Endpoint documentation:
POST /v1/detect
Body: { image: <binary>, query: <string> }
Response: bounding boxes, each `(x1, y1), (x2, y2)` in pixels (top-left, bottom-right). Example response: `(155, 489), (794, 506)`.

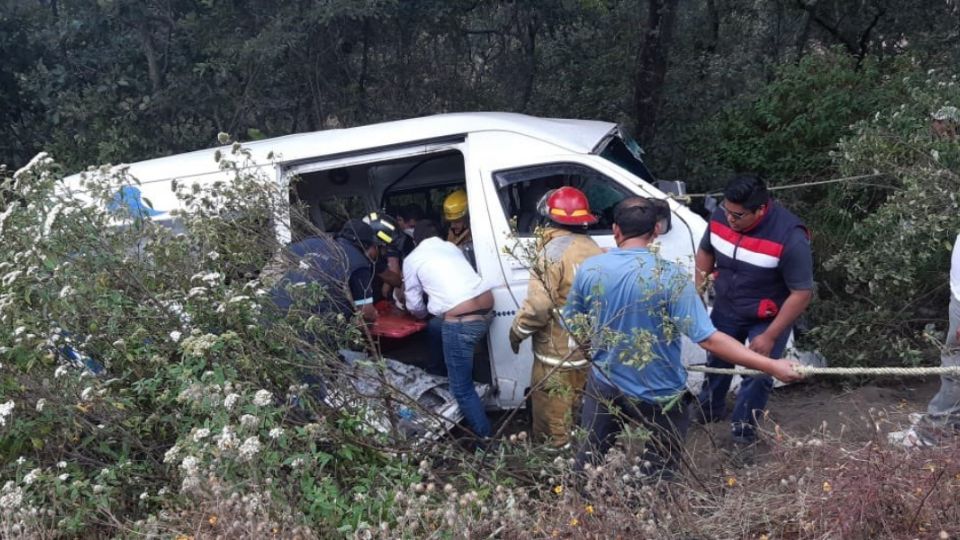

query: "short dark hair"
(397, 203), (424, 222)
(413, 219), (440, 245)
(723, 174), (769, 211)
(613, 197), (658, 239)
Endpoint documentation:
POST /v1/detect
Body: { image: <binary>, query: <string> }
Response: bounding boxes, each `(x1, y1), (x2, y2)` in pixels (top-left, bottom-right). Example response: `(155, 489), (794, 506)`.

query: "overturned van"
(65, 113), (713, 431)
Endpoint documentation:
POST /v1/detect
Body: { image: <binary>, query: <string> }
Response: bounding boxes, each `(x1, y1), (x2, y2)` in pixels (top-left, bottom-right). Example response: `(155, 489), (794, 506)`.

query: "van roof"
(74, 112), (618, 185)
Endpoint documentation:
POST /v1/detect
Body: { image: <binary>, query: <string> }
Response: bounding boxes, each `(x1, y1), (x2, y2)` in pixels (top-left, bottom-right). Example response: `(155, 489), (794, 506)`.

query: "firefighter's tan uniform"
(510, 227), (602, 446)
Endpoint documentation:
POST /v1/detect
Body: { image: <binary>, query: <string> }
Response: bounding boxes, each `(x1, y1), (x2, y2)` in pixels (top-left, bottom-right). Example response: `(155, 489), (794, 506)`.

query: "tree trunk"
(633, 0), (679, 147)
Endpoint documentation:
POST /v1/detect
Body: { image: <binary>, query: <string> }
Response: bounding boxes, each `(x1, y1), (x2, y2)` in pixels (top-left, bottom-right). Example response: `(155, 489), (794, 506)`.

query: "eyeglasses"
(720, 203), (751, 221)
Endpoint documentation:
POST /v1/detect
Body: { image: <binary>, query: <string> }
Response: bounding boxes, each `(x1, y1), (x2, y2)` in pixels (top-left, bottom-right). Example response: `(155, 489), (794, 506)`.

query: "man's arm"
(695, 248), (715, 293)
(402, 261), (428, 319)
(347, 267), (377, 323)
(509, 276), (553, 353)
(750, 228), (814, 356)
(699, 331), (803, 383)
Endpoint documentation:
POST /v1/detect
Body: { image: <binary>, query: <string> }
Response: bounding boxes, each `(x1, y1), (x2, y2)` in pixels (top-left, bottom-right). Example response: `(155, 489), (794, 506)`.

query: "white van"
(68, 112), (711, 414)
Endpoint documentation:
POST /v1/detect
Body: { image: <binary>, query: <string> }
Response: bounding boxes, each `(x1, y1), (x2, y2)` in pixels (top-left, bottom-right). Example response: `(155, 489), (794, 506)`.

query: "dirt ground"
(489, 377), (943, 471)
(685, 377), (942, 473)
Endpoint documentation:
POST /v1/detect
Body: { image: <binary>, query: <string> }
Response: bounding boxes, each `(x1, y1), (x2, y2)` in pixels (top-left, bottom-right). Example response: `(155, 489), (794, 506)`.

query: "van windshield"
(598, 134), (655, 183)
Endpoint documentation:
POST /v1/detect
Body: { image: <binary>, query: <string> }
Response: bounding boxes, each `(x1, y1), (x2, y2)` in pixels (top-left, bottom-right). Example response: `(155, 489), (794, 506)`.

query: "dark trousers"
(575, 372), (691, 476)
(696, 309), (790, 441)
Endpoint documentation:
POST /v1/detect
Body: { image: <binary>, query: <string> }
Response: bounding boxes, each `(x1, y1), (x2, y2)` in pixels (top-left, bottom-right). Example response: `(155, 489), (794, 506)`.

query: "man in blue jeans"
(564, 197), (803, 476)
(402, 220), (494, 439)
(694, 175), (814, 444)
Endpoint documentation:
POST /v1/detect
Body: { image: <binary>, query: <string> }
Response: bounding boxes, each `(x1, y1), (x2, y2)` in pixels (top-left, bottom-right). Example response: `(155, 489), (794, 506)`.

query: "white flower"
(290, 457), (305, 469)
(34, 399), (46, 413)
(206, 251), (220, 261)
(223, 393), (240, 410)
(163, 445), (181, 464)
(252, 389), (272, 407)
(240, 414), (259, 429)
(180, 456), (199, 476)
(169, 331), (182, 343)
(268, 427), (284, 440)
(56, 461), (67, 469)
(0, 485), (23, 510)
(217, 426), (237, 451)
(0, 400), (14, 427)
(58, 285), (75, 299)
(16, 457), (25, 465)
(192, 428), (210, 442)
(139, 491), (149, 501)
(93, 484), (104, 494)
(238, 436), (261, 461)
(57, 473), (69, 482)
(23, 468), (41, 485)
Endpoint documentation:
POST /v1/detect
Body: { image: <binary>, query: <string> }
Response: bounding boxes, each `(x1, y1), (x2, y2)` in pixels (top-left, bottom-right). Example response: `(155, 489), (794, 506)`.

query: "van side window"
(494, 163), (629, 236)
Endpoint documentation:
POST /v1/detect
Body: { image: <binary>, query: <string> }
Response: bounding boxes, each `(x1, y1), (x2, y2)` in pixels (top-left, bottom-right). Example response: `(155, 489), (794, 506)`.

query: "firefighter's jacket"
(510, 227), (603, 368)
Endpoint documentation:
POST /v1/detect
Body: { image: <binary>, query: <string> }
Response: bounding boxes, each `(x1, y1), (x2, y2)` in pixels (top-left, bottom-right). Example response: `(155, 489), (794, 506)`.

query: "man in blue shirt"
(564, 197), (802, 477)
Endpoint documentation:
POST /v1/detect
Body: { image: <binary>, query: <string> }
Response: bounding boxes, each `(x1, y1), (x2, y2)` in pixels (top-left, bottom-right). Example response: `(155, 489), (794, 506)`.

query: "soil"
(488, 377), (943, 472)
(685, 378), (941, 473)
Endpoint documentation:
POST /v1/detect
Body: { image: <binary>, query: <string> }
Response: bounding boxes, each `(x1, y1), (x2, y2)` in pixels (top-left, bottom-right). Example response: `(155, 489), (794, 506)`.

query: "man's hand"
(748, 332), (776, 356)
(509, 328), (523, 354)
(767, 359), (804, 384)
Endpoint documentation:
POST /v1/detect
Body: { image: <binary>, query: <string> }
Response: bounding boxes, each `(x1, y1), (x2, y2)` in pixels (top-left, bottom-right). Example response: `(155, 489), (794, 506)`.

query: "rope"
(687, 364), (960, 377)
(682, 173), (888, 199)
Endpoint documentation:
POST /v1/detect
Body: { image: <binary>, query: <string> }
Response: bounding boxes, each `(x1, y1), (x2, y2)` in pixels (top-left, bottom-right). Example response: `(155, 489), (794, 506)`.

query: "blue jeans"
(441, 318), (492, 438)
(696, 310), (790, 441)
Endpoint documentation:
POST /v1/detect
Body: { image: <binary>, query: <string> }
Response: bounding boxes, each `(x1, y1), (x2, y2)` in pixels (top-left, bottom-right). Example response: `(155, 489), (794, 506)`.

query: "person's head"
(612, 197), (660, 247)
(721, 174), (769, 232)
(413, 219), (440, 245)
(396, 204), (424, 232)
(443, 189), (469, 234)
(338, 218), (378, 260)
(537, 186), (598, 231)
(931, 106), (960, 140)
(362, 211), (402, 251)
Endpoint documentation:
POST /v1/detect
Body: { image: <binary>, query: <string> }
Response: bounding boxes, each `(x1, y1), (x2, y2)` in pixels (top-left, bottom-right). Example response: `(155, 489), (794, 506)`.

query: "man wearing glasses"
(692, 174), (814, 446)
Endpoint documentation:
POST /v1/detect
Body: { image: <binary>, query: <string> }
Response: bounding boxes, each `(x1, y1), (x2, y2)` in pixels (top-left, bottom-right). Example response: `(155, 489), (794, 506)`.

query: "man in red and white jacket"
(693, 174), (814, 444)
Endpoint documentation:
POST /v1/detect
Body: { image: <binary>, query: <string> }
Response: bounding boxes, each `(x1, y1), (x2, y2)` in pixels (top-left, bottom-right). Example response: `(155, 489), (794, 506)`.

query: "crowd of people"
(270, 128), (959, 478)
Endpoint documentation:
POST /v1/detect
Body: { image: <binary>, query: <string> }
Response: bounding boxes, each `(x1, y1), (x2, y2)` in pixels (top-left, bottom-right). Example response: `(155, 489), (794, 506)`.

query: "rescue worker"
(693, 174), (814, 445)
(509, 187), (603, 447)
(403, 220), (494, 440)
(443, 189), (476, 268)
(362, 211), (404, 301)
(268, 219), (380, 346)
(564, 197), (804, 477)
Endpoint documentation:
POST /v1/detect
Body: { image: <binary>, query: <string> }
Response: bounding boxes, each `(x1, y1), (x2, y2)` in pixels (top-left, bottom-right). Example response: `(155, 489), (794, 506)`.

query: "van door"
(473, 154), (706, 408)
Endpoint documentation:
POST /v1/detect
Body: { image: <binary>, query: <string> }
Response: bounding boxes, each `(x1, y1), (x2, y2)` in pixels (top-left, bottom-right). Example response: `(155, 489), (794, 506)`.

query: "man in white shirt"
(890, 232), (960, 446)
(403, 220), (494, 439)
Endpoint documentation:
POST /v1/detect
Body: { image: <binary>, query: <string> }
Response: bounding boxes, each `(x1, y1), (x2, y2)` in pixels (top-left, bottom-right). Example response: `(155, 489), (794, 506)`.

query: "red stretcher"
(370, 300), (427, 338)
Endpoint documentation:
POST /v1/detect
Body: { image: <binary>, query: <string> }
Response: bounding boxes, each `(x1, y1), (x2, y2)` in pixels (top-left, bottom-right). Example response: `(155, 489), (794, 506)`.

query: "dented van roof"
(74, 113), (617, 185)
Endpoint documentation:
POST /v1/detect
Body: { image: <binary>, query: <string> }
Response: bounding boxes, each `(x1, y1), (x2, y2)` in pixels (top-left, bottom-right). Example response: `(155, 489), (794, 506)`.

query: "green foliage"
(0, 149), (421, 536)
(807, 70), (960, 366)
(690, 51), (916, 188)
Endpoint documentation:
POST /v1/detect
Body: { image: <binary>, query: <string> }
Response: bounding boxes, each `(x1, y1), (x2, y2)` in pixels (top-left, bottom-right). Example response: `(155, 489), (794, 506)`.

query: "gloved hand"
(509, 328), (523, 355)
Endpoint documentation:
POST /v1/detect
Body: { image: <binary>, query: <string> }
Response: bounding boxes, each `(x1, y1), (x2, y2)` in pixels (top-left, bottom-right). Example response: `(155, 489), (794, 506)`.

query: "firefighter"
(509, 186), (603, 447)
(443, 189), (476, 268)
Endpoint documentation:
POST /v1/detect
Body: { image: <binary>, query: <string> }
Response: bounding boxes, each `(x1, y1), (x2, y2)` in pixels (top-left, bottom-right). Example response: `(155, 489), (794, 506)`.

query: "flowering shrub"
(0, 147), (427, 536)
(808, 69), (960, 366)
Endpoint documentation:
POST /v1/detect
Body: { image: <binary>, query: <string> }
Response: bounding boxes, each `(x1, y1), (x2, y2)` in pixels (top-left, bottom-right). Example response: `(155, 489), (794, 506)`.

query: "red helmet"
(538, 186), (598, 226)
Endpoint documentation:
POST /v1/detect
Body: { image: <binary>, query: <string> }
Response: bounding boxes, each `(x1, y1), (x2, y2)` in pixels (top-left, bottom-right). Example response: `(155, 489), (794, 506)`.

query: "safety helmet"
(443, 189), (469, 222)
(338, 219), (375, 248)
(362, 211), (401, 247)
(537, 186), (598, 226)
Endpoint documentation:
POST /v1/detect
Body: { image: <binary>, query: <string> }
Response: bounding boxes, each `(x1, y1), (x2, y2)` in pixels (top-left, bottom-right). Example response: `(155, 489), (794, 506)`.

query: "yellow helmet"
(443, 189), (468, 221)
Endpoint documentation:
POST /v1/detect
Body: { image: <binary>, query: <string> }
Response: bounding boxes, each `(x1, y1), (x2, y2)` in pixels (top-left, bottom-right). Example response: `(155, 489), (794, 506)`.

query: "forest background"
(2, 1), (960, 537)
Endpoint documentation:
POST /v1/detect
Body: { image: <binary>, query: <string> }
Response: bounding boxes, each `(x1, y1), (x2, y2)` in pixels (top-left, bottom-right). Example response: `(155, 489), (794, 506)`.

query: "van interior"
(285, 149), (493, 393)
